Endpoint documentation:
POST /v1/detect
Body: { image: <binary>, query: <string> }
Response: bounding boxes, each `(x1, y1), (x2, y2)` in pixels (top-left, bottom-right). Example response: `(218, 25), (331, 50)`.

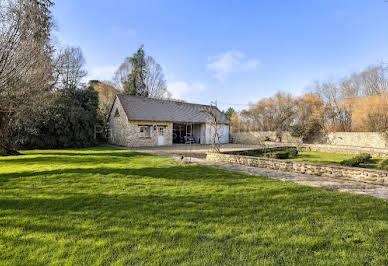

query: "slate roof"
(115, 94), (231, 124)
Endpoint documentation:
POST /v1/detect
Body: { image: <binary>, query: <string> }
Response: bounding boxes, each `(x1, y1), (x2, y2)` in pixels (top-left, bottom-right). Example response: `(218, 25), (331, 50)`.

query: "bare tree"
(201, 106), (223, 153)
(337, 64), (388, 98)
(0, 0), (54, 155)
(113, 59), (132, 89)
(144, 56), (171, 99)
(312, 81), (352, 132)
(54, 46), (87, 89)
(340, 73), (361, 98)
(113, 49), (171, 99)
(359, 65), (388, 96)
(239, 92), (296, 132)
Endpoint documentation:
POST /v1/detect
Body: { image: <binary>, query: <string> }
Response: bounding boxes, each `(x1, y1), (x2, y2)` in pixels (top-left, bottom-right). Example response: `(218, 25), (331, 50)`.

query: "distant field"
(0, 147), (387, 265)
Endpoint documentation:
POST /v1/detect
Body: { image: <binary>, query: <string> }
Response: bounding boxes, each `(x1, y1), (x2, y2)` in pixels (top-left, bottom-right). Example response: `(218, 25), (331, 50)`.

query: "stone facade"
(109, 100), (173, 147)
(206, 152), (388, 186)
(108, 97), (231, 147)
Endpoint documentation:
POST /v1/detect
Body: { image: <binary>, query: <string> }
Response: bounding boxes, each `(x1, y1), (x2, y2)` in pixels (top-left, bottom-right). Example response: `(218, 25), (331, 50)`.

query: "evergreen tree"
(124, 45), (148, 96)
(224, 107), (236, 120)
(114, 45), (170, 99)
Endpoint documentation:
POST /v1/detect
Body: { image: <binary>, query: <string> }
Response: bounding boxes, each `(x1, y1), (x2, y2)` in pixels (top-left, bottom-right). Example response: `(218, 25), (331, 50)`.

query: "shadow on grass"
(0, 165), (253, 183)
(1, 187), (387, 240)
(0, 152), (153, 165)
(2, 147), (388, 264)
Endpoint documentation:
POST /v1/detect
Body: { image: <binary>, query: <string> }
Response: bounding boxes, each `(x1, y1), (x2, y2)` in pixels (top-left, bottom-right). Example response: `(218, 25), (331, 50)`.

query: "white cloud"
(207, 50), (259, 82)
(167, 81), (206, 99)
(86, 65), (117, 81)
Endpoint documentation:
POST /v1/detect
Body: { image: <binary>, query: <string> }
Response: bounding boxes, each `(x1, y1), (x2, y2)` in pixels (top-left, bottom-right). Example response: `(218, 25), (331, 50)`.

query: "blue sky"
(53, 0), (388, 110)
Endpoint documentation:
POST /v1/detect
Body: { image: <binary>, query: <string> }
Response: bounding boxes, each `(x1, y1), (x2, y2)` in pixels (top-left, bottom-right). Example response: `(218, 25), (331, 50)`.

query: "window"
(158, 127), (165, 136)
(139, 126), (151, 138)
(114, 109), (120, 117)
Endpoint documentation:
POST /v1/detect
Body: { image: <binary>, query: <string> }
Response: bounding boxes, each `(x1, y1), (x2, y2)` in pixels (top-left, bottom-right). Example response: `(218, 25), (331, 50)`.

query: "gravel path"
(112, 146), (388, 200)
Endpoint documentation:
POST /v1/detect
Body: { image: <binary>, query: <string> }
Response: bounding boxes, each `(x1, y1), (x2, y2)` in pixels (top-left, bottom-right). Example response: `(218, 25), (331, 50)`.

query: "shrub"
(290, 125), (305, 138)
(9, 85), (101, 149)
(339, 153), (371, 167)
(266, 151), (290, 159)
(378, 159), (388, 171)
(354, 153), (371, 163)
(287, 148), (298, 157)
(340, 158), (362, 167)
(291, 120), (322, 142)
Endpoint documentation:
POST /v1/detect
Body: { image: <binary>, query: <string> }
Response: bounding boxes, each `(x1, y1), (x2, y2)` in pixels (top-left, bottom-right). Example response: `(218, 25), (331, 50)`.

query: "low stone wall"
(230, 131), (302, 145)
(206, 152), (388, 186)
(226, 146), (296, 156)
(300, 144), (388, 157)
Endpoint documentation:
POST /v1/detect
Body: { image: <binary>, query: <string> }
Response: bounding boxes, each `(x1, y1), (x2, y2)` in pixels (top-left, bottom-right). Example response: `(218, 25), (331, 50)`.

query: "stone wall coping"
(261, 142), (388, 152)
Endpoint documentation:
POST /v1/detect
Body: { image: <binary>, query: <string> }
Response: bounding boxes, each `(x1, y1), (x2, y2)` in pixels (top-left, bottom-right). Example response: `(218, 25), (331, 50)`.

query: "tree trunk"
(0, 112), (20, 156)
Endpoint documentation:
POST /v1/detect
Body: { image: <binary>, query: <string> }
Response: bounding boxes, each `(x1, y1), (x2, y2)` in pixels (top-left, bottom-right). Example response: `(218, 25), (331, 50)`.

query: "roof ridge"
(116, 94), (217, 109)
(115, 94), (231, 124)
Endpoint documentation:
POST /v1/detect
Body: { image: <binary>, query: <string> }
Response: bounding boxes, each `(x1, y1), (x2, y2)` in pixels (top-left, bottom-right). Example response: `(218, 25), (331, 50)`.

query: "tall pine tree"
(123, 45), (148, 97)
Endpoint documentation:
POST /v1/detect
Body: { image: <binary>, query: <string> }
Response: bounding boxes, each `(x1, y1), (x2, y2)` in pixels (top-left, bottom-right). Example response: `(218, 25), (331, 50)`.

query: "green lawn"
(0, 147), (387, 265)
(289, 151), (385, 169)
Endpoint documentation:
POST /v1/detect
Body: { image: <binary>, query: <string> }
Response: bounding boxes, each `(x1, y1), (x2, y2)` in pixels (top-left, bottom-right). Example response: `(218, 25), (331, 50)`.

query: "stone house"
(108, 94), (231, 147)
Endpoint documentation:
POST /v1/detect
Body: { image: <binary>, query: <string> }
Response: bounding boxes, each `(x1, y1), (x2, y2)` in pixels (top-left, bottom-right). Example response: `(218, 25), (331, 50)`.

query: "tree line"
(2, 0), (387, 154)
(0, 0), (101, 155)
(0, 0), (172, 155)
(230, 64), (388, 140)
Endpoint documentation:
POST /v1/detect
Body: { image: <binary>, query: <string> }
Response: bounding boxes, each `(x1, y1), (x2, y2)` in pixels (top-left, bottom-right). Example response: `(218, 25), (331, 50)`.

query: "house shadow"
(0, 164), (244, 183)
(0, 151), (153, 166)
(1, 184), (386, 242)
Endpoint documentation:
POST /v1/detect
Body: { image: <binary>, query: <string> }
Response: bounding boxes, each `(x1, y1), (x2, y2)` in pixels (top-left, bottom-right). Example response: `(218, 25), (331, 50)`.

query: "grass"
(0, 147), (387, 265)
(289, 151), (385, 169)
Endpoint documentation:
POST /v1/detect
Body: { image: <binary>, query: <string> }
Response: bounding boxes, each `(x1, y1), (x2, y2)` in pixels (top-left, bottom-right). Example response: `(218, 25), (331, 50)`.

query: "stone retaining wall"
(206, 152), (388, 186)
(231, 131), (388, 149)
(312, 132), (388, 149)
(230, 131), (303, 144)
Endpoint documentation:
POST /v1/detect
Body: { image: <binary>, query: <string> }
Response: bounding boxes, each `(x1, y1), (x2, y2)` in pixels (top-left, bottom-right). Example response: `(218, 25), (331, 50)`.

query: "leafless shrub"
(201, 106), (223, 153)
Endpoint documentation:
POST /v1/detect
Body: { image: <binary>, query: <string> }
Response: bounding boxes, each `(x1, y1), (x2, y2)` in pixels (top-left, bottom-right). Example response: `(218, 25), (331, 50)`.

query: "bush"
(378, 159), (388, 171)
(266, 151), (290, 159)
(290, 125), (305, 138)
(340, 158), (362, 167)
(354, 153), (371, 163)
(291, 120), (322, 142)
(9, 85), (102, 149)
(287, 148), (298, 157)
(339, 153), (371, 167)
